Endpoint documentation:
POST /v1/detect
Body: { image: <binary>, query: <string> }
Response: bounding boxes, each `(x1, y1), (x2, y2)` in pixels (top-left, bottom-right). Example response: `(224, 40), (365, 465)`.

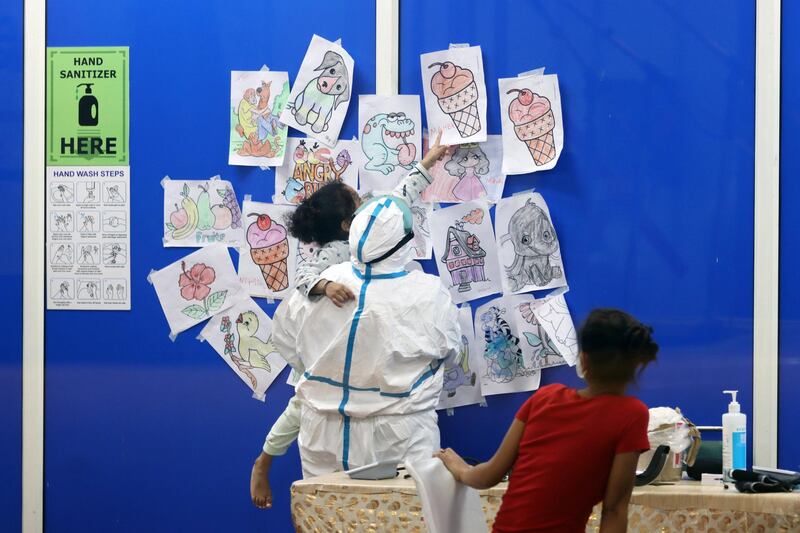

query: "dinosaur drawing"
(361, 112), (417, 175)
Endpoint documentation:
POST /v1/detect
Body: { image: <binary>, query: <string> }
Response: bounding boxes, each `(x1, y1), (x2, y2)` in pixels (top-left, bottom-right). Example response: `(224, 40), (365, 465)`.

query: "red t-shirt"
(492, 384), (650, 533)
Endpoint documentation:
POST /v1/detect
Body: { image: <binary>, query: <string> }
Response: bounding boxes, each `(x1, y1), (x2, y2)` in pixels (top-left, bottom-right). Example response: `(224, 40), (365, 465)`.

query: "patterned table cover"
(291, 473), (800, 532)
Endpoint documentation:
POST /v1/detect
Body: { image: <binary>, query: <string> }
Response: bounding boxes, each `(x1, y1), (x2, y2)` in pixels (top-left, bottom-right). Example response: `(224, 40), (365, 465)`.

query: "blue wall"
(45, 1), (374, 531)
(0, 1), (23, 531)
(400, 0), (755, 462)
(44, 0), (760, 531)
(780, 0), (800, 472)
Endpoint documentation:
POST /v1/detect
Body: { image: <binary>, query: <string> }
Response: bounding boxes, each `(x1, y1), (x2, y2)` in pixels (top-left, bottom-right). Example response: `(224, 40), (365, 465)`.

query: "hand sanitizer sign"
(47, 47), (129, 165)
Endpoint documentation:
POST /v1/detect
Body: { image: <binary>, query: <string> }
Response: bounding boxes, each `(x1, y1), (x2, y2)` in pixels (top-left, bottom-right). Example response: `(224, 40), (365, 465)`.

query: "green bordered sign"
(47, 47), (129, 165)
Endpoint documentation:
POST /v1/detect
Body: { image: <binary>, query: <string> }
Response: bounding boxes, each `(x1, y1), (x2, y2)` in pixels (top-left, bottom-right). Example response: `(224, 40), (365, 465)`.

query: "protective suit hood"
(349, 196), (415, 274)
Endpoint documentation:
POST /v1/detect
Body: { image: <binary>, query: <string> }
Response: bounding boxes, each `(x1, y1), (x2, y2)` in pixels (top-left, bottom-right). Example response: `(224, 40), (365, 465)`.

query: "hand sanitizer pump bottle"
(722, 390), (747, 481)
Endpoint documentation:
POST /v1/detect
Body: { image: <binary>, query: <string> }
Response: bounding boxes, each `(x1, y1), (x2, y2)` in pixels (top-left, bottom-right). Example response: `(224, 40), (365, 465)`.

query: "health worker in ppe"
(273, 195), (461, 478)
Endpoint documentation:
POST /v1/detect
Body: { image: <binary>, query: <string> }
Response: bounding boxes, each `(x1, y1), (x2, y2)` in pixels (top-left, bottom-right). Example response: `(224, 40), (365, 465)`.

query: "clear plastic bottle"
(722, 390), (747, 480)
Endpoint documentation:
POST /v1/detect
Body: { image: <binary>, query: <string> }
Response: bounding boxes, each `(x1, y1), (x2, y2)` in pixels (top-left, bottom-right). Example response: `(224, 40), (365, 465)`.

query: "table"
(291, 473), (800, 532)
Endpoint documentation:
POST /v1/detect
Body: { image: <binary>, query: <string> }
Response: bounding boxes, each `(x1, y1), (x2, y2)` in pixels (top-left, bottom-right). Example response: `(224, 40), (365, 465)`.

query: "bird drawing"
(235, 311), (275, 372)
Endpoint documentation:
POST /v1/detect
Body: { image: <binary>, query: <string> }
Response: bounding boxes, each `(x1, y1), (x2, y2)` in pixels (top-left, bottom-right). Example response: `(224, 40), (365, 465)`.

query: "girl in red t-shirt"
(436, 308), (658, 533)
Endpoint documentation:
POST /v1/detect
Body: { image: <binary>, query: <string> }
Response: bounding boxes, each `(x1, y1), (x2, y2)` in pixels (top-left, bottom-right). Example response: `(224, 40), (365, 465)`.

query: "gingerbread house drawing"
(441, 222), (487, 292)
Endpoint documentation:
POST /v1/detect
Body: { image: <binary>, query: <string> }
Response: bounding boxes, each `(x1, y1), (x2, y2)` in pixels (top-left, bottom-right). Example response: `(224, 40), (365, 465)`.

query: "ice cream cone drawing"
(246, 213), (289, 292)
(507, 89), (556, 166)
(429, 62), (481, 138)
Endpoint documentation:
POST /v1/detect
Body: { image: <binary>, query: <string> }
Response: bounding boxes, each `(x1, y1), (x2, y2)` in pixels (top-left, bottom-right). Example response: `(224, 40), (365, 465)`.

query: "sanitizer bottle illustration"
(76, 83), (99, 126)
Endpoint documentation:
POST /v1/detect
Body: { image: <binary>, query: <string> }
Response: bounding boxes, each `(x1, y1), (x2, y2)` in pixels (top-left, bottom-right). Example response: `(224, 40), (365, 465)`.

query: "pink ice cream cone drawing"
(246, 213), (289, 291)
(429, 62), (481, 138)
(507, 89), (556, 166)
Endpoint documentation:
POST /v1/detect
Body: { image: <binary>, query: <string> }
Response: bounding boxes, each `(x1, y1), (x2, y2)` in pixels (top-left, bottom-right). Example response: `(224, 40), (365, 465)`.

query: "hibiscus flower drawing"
(178, 261), (228, 319)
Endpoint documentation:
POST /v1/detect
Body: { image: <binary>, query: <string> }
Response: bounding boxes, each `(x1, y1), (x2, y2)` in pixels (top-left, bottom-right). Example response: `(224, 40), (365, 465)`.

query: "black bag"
(731, 469), (800, 493)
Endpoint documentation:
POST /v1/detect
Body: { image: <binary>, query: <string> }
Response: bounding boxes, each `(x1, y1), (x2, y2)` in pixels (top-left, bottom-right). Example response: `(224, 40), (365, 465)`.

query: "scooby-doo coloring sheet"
(511, 293), (569, 371)
(437, 305), (485, 410)
(421, 133), (506, 204)
(496, 191), (567, 294)
(199, 297), (287, 400)
(237, 199), (298, 300)
(273, 137), (359, 205)
(162, 176), (244, 247)
(430, 200), (502, 305)
(476, 296), (541, 397)
(229, 70), (290, 168)
(358, 95), (422, 193)
(149, 243), (247, 338)
(279, 35), (353, 147)
(421, 45), (488, 145)
(499, 71), (563, 175)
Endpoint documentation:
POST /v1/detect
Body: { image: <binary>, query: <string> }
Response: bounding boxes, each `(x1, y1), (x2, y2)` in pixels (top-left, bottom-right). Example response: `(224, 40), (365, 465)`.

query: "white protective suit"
(273, 196), (461, 477)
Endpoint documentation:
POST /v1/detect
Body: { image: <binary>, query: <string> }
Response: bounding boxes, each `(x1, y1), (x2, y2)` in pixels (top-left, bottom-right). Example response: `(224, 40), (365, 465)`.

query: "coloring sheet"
(149, 243), (246, 337)
(358, 94), (422, 193)
(200, 297), (288, 400)
(499, 71), (564, 175)
(495, 192), (567, 294)
(421, 46), (487, 144)
(438, 305), (485, 410)
(273, 137), (359, 205)
(279, 35), (354, 147)
(521, 291), (578, 366)
(163, 176), (244, 247)
(229, 70), (290, 167)
(430, 201), (502, 304)
(420, 134), (506, 203)
(238, 199), (298, 299)
(46, 166), (131, 310)
(475, 296), (541, 397)
(509, 294), (568, 371)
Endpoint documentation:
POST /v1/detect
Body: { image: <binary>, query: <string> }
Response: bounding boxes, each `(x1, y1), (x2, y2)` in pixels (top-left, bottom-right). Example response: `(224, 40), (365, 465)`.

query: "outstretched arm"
(390, 131), (449, 205)
(435, 418), (525, 490)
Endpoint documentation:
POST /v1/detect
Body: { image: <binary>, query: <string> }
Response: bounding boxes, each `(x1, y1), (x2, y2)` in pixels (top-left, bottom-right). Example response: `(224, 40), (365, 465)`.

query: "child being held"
(250, 133), (448, 508)
(436, 308), (658, 533)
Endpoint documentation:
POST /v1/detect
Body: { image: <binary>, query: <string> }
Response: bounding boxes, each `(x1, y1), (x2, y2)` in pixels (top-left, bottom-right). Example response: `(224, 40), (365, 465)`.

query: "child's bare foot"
(250, 452), (273, 509)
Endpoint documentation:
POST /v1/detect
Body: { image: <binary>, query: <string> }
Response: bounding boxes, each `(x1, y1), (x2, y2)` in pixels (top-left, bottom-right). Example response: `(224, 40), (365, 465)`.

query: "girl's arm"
(598, 452), (639, 533)
(391, 131), (448, 205)
(435, 418), (525, 490)
(294, 241), (353, 304)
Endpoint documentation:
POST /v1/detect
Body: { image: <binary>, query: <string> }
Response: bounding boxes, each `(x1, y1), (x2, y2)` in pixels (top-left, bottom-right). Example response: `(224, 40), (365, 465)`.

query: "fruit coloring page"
(149, 243), (246, 338)
(475, 295), (541, 397)
(279, 35), (354, 147)
(429, 200), (502, 305)
(229, 70), (290, 168)
(162, 176), (244, 248)
(495, 191), (568, 294)
(420, 45), (488, 145)
(199, 297), (288, 401)
(421, 134), (506, 204)
(437, 305), (485, 410)
(499, 71), (564, 175)
(357, 94), (422, 194)
(46, 166), (131, 310)
(273, 137), (359, 205)
(237, 199), (298, 300)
